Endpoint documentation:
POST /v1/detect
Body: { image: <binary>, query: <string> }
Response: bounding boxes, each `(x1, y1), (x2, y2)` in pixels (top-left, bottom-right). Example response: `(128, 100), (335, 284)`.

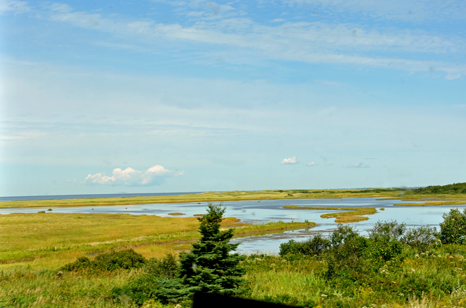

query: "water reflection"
(2, 198), (465, 254)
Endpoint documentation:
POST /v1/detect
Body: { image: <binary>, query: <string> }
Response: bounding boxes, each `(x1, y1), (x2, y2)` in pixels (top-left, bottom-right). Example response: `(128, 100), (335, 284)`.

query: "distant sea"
(0, 192), (201, 202)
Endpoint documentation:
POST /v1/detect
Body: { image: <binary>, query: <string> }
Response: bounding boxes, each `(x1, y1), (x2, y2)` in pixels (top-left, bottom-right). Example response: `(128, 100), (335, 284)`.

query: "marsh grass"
(2, 188), (465, 209)
(283, 205), (377, 223)
(0, 188), (406, 209)
(0, 213), (314, 271)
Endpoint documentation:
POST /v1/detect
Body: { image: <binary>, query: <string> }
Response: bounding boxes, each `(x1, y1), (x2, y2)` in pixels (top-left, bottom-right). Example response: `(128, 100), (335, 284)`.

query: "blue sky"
(0, 0), (465, 196)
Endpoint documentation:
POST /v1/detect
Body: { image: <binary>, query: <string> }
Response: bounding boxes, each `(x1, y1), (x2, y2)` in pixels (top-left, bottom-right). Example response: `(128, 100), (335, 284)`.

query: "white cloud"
(307, 162), (316, 166)
(344, 162), (370, 168)
(84, 165), (178, 186)
(284, 0), (466, 22)
(39, 3), (466, 75)
(282, 156), (298, 164)
(445, 73), (461, 80)
(0, 0), (30, 14)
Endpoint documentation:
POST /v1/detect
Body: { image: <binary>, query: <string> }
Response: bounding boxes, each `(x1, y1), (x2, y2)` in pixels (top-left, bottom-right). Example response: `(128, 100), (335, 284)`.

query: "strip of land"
(2, 187), (465, 209)
(0, 188), (408, 208)
(0, 213), (315, 270)
(283, 205), (377, 223)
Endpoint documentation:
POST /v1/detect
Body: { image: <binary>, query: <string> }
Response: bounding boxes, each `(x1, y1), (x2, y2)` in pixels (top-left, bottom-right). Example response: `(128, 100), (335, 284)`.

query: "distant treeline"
(411, 182), (466, 194)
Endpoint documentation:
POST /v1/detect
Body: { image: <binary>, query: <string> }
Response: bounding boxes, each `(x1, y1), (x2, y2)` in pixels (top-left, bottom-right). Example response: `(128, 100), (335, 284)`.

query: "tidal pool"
(2, 198), (465, 254)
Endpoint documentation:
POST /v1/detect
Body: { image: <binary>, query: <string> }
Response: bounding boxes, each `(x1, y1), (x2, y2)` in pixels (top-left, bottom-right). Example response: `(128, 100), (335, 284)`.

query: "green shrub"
(61, 256), (93, 272)
(330, 224), (359, 247)
(111, 275), (189, 306)
(112, 274), (159, 306)
(369, 220), (406, 242)
(145, 253), (179, 279)
(279, 234), (330, 257)
(369, 220), (406, 262)
(326, 234), (369, 281)
(439, 208), (466, 244)
(93, 249), (146, 271)
(61, 249), (146, 272)
(402, 226), (439, 251)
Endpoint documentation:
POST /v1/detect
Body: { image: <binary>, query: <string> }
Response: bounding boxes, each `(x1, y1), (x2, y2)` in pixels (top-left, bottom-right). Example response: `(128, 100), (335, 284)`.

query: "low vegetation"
(410, 182), (466, 194)
(2, 208), (466, 307)
(2, 194), (466, 307)
(0, 212), (314, 270)
(283, 205), (377, 223)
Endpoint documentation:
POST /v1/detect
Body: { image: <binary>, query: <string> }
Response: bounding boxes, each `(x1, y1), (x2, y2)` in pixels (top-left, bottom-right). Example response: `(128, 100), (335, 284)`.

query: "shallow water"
(2, 198), (465, 254)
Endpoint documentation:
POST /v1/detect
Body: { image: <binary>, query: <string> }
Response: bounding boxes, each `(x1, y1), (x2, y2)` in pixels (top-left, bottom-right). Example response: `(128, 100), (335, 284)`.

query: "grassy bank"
(0, 213), (314, 271)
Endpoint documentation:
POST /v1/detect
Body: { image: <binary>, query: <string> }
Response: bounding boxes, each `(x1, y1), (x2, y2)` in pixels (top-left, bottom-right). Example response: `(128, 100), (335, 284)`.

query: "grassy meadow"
(0, 212), (315, 271)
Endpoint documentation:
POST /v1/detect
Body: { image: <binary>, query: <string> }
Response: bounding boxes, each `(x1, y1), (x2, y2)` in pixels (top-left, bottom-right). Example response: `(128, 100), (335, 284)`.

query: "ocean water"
(0, 192), (200, 202)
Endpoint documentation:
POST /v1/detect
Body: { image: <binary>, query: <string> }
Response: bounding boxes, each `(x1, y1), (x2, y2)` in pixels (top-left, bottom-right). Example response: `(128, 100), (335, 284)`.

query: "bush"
(61, 256), (93, 272)
(369, 220), (406, 242)
(369, 220), (406, 262)
(439, 208), (466, 244)
(111, 275), (189, 306)
(145, 253), (179, 279)
(326, 234), (369, 281)
(61, 249), (146, 272)
(402, 226), (439, 251)
(330, 224), (359, 247)
(279, 234), (330, 257)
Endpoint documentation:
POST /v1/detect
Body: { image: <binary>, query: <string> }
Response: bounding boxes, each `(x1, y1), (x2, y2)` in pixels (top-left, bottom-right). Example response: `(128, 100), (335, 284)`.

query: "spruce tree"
(178, 203), (246, 296)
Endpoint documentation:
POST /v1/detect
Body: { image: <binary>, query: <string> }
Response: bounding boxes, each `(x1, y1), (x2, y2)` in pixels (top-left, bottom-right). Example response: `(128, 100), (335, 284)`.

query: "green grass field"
(0, 213), (315, 271)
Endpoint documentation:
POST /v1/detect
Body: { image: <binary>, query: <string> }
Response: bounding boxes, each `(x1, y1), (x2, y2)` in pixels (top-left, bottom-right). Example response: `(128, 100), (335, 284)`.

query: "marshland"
(2, 184), (466, 307)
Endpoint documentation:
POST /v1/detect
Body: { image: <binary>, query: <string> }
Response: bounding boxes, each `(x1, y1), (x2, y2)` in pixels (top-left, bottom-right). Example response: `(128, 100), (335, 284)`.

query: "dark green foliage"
(61, 249), (146, 272)
(330, 224), (359, 247)
(178, 203), (246, 296)
(402, 226), (439, 251)
(111, 275), (189, 306)
(145, 253), (179, 279)
(61, 256), (93, 272)
(279, 233), (330, 257)
(411, 182), (466, 194)
(439, 208), (466, 244)
(369, 221), (406, 262)
(326, 232), (369, 281)
(369, 220), (406, 242)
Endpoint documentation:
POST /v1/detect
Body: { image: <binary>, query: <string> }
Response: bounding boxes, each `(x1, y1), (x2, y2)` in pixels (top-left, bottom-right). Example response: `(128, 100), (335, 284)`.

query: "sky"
(0, 0), (465, 197)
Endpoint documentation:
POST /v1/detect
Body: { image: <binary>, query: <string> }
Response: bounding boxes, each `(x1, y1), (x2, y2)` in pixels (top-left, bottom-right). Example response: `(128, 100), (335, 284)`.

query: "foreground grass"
(0, 213), (314, 271)
(243, 248), (466, 307)
(283, 205), (377, 223)
(2, 246), (466, 307)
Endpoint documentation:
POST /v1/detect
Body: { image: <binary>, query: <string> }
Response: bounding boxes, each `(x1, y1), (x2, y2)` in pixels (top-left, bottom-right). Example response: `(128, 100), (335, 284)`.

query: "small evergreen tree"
(178, 203), (246, 296)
